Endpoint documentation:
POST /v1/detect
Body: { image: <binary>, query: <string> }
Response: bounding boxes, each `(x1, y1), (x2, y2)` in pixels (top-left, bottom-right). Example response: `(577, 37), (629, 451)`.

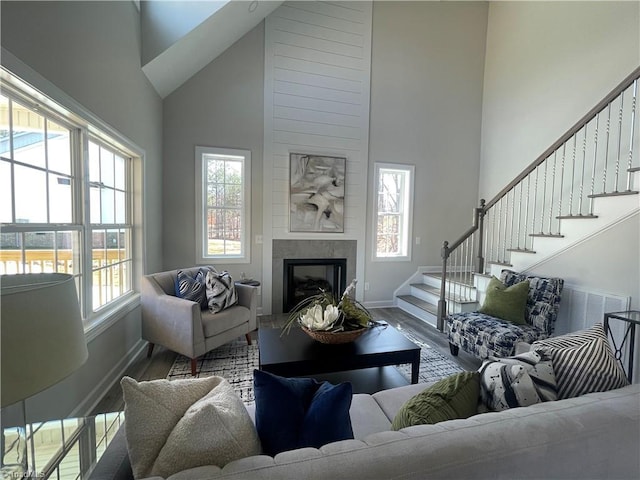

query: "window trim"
(372, 162), (414, 262)
(1, 50), (146, 335)
(195, 146), (251, 264)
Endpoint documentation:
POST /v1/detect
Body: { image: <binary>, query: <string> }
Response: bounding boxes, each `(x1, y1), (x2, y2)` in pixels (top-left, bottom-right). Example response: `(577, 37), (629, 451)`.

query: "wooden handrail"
(484, 65), (640, 211)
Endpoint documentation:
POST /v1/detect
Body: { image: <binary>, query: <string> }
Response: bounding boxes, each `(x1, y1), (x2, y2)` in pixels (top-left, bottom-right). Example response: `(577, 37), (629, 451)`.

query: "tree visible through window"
(196, 147), (250, 263)
(374, 163), (414, 260)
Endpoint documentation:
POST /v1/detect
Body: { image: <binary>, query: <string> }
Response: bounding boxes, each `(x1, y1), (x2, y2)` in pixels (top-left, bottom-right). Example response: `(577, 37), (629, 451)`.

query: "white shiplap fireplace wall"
(262, 1), (373, 314)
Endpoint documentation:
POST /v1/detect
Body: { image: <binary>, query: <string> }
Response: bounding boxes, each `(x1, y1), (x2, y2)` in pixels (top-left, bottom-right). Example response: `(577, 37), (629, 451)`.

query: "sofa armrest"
(235, 284), (258, 331)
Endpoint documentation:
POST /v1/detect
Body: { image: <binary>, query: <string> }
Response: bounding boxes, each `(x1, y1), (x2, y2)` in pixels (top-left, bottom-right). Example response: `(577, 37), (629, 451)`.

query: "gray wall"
(1, 0), (163, 420)
(162, 22), (264, 283)
(480, 1), (640, 310)
(365, 1), (488, 303)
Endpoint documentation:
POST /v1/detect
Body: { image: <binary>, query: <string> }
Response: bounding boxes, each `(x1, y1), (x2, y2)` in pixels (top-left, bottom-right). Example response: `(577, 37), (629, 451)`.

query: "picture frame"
(289, 153), (346, 233)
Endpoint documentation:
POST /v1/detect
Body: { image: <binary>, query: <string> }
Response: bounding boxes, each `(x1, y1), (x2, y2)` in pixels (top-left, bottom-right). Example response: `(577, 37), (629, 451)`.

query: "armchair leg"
(147, 343), (155, 358)
(190, 358), (198, 376)
(245, 333), (252, 345)
(449, 343), (459, 356)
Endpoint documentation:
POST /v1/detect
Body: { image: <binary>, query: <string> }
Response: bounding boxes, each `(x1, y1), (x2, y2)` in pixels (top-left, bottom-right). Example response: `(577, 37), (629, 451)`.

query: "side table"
(603, 310), (640, 383)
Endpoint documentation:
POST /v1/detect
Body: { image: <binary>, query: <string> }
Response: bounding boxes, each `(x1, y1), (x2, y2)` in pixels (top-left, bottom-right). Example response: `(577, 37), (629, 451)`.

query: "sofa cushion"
(201, 304), (250, 337)
(478, 277), (529, 325)
(253, 370), (353, 456)
(349, 393), (393, 439)
(479, 358), (542, 411)
(391, 371), (480, 430)
(175, 269), (207, 308)
(372, 382), (433, 422)
(120, 376), (261, 479)
(205, 270), (238, 313)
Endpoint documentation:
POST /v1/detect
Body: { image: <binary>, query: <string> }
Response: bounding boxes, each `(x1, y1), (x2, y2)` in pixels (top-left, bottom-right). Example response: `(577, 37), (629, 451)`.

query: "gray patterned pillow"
(479, 358), (542, 411)
(205, 270), (238, 313)
(490, 350), (557, 402)
(175, 269), (207, 308)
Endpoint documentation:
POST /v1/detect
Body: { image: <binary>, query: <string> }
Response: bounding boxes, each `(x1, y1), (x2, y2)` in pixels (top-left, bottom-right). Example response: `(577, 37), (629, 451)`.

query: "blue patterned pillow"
(175, 269), (207, 308)
(501, 270), (564, 335)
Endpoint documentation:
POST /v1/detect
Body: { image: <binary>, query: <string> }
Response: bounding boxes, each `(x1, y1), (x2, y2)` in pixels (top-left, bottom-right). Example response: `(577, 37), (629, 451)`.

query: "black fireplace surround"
(283, 258), (347, 313)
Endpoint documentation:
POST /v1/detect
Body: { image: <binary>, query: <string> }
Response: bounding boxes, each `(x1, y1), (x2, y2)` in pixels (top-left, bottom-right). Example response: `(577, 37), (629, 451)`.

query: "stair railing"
(438, 66), (640, 331)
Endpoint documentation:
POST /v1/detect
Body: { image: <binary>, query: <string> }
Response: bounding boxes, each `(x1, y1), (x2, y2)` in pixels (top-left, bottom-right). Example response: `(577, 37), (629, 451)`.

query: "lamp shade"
(1, 273), (88, 408)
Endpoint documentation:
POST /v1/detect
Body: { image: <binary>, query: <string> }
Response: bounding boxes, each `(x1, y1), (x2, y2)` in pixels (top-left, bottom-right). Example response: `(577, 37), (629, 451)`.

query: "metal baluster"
(508, 189), (515, 252)
(496, 199), (503, 262)
(568, 134), (577, 216)
(464, 236), (470, 299)
(626, 79), (637, 192)
(589, 113), (600, 214)
(614, 91), (625, 192)
(524, 174), (531, 248)
(549, 150), (557, 232)
(541, 158), (548, 231)
(602, 102), (612, 193)
(532, 166), (540, 233)
(557, 143), (566, 231)
(517, 181), (523, 249)
(578, 125), (588, 215)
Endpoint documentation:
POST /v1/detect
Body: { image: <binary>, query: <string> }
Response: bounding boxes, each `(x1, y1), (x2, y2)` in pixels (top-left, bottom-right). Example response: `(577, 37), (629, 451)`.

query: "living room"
(1, 0), (638, 454)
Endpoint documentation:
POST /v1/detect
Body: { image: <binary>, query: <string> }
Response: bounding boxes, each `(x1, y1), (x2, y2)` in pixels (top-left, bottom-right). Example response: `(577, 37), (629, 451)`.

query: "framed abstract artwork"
(289, 153), (346, 232)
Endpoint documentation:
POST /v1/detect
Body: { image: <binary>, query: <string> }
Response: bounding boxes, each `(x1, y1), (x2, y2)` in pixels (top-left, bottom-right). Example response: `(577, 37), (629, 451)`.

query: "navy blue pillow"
(253, 370), (354, 456)
(174, 269), (207, 308)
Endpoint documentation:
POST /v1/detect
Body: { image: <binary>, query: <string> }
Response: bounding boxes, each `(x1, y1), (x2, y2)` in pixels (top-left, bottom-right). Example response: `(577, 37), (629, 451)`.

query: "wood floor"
(90, 307), (481, 415)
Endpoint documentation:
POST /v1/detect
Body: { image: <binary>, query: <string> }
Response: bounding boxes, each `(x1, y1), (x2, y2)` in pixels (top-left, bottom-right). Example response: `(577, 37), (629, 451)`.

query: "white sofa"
(90, 382), (640, 480)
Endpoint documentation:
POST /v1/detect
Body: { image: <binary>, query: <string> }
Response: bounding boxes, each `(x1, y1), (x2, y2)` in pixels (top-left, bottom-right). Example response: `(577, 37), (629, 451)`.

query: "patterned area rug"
(167, 327), (463, 405)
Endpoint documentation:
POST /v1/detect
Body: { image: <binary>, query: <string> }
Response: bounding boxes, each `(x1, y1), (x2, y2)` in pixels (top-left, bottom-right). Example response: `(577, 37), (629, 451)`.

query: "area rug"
(167, 328), (463, 405)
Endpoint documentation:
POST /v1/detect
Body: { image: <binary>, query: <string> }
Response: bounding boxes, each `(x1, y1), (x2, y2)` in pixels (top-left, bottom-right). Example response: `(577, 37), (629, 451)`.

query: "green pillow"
(478, 276), (529, 325)
(391, 371), (480, 430)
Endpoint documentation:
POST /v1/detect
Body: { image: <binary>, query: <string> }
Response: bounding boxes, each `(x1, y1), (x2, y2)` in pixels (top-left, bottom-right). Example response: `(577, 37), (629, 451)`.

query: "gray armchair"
(141, 266), (258, 375)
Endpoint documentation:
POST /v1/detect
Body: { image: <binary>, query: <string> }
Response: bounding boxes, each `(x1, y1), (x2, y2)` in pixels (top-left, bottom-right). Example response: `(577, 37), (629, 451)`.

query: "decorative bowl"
(301, 326), (366, 344)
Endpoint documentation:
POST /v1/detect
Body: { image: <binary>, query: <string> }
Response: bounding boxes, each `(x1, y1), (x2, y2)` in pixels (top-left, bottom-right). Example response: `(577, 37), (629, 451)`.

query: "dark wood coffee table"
(258, 324), (421, 393)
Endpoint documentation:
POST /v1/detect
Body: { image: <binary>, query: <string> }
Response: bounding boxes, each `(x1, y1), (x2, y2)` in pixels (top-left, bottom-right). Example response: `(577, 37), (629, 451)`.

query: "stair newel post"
(437, 240), (450, 332)
(476, 199), (486, 274)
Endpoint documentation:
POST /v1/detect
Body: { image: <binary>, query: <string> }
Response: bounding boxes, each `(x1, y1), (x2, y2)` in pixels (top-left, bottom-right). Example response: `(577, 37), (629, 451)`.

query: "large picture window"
(373, 163), (414, 260)
(0, 69), (139, 325)
(195, 146), (250, 263)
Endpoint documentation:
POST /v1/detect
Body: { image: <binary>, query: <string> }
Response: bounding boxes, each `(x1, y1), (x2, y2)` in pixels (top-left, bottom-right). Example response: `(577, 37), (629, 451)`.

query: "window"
(373, 163), (414, 260)
(0, 68), (139, 326)
(195, 146), (250, 263)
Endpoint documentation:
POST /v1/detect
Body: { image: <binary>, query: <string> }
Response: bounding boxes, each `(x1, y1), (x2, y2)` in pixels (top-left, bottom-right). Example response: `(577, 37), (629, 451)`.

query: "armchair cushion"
(201, 305), (250, 338)
(447, 312), (546, 359)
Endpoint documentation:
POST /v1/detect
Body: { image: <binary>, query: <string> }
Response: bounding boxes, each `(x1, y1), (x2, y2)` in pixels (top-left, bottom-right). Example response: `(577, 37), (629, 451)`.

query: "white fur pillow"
(121, 376), (261, 479)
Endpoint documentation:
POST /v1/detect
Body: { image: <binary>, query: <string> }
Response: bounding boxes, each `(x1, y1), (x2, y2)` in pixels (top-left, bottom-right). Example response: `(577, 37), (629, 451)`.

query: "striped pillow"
(532, 322), (607, 350)
(479, 359), (542, 411)
(545, 337), (629, 399)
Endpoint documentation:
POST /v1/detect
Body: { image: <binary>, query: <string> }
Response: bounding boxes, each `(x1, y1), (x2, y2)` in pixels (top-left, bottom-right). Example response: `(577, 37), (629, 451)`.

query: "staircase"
(397, 66), (640, 330)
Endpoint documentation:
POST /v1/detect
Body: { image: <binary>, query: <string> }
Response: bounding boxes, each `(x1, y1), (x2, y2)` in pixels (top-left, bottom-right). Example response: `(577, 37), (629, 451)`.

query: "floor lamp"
(1, 273), (88, 478)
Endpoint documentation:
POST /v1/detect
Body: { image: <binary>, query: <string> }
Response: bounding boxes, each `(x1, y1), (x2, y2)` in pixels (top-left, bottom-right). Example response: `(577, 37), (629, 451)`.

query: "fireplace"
(283, 258), (347, 313)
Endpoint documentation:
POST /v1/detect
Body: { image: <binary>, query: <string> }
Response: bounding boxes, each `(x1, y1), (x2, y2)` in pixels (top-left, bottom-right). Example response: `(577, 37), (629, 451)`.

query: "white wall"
(262, 1), (373, 312)
(1, 0), (163, 420)
(365, 1), (488, 304)
(479, 0), (640, 317)
(480, 1), (640, 201)
(162, 22), (265, 282)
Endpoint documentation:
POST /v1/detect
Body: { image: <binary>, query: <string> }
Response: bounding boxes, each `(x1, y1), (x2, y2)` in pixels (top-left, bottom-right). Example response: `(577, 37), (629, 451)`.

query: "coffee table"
(258, 324), (421, 393)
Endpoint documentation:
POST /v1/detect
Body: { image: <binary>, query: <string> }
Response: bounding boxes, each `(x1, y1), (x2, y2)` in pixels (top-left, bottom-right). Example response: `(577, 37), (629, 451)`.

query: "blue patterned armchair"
(446, 270), (564, 359)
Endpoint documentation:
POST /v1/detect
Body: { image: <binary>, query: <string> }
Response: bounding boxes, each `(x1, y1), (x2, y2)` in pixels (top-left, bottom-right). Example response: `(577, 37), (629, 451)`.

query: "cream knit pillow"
(121, 376), (261, 479)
